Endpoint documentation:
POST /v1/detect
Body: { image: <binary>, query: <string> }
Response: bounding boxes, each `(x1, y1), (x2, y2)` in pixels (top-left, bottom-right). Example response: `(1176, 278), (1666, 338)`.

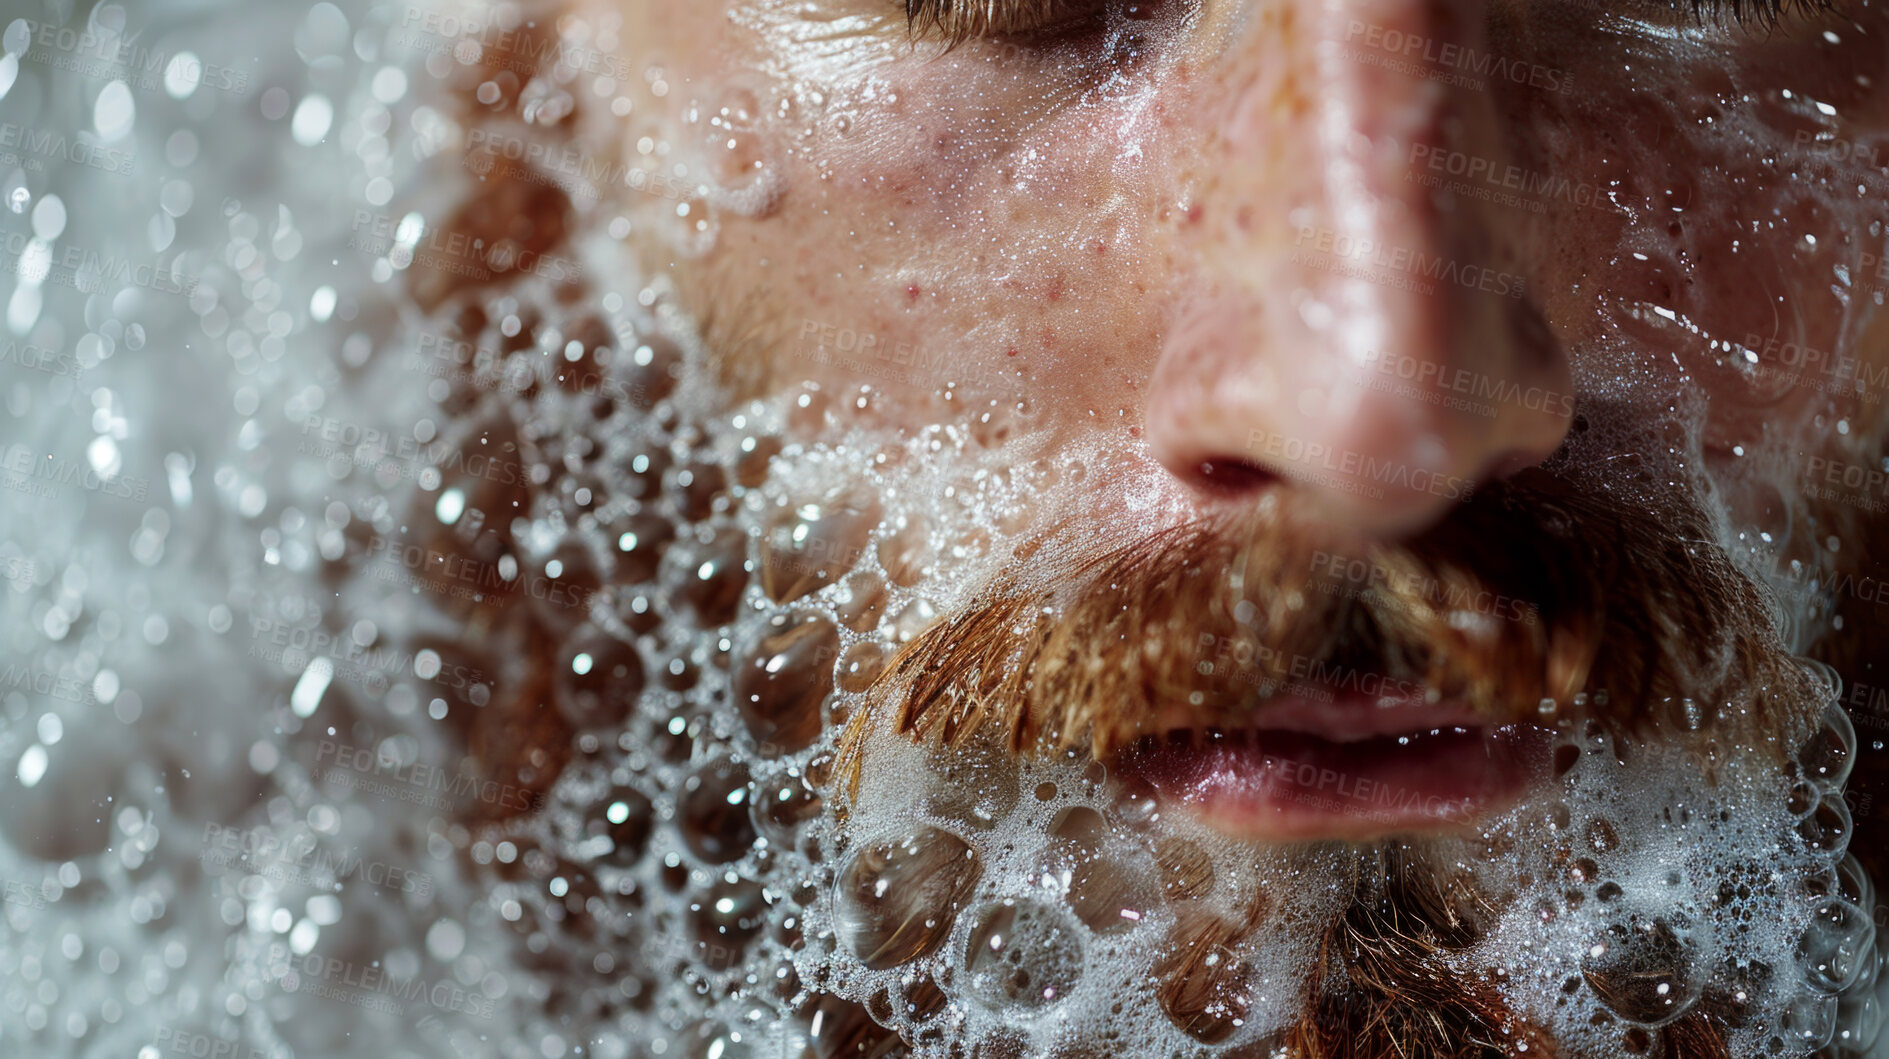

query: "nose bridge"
(1200, 0), (1480, 272)
(1148, 0), (1574, 536)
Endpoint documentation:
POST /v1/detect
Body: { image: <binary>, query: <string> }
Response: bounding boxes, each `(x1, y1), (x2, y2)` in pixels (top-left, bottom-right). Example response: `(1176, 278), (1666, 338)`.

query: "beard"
(818, 410), (1875, 1059)
(360, 20), (1889, 1058)
(385, 246), (1883, 1057)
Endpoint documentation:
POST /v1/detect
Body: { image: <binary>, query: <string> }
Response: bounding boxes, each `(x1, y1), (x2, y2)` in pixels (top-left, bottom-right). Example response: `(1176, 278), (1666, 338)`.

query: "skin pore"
(609, 0), (1889, 533)
(583, 0), (1889, 845)
(403, 0), (1889, 1054)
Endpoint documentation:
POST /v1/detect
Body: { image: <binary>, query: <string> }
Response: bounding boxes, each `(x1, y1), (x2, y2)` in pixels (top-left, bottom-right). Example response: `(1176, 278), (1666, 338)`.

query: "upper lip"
(1146, 685), (1504, 744)
(1216, 693), (1489, 742)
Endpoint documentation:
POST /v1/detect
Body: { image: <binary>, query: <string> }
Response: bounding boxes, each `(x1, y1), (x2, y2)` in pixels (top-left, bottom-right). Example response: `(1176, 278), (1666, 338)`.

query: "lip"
(1114, 693), (1554, 842)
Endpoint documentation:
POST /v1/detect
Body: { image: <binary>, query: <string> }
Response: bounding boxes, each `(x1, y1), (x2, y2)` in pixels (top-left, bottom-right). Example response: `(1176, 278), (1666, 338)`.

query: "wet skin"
(592, 0), (1889, 838)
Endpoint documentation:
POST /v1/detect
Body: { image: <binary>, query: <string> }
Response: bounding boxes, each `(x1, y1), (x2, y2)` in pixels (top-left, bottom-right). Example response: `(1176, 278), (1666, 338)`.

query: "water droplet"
(836, 640), (890, 694)
(878, 514), (933, 588)
(750, 771), (821, 845)
(1797, 897), (1873, 992)
(834, 826), (981, 969)
(680, 759), (756, 863)
(556, 628), (645, 729)
(673, 529), (751, 627)
(733, 612), (837, 755)
(805, 994), (903, 1059)
(1796, 702), (1855, 789)
(589, 787), (653, 866)
(1797, 792), (1852, 854)
(761, 491), (881, 604)
(610, 511), (676, 584)
(693, 875), (769, 966)
(93, 80), (135, 140)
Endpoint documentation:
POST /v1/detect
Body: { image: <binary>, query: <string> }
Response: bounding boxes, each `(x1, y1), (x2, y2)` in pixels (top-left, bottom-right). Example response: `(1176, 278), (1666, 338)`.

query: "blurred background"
(0, 1), (602, 1055)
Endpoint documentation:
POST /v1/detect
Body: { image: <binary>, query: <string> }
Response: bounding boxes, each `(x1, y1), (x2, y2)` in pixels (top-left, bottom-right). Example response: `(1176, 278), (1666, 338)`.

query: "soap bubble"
(834, 827), (981, 970)
(1581, 913), (1702, 1027)
(961, 899), (1085, 1011)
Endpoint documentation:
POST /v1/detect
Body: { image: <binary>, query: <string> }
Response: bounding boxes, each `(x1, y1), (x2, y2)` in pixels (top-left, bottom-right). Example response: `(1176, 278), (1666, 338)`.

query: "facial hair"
(831, 413), (1849, 1057)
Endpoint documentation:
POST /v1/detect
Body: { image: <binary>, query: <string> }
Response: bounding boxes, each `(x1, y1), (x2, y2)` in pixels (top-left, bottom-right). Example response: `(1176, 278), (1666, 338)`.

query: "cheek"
(719, 36), (1207, 421)
(1505, 12), (1889, 447)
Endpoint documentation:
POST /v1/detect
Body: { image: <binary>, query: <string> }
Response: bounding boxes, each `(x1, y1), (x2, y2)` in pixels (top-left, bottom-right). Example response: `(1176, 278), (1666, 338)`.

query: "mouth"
(1113, 691), (1556, 842)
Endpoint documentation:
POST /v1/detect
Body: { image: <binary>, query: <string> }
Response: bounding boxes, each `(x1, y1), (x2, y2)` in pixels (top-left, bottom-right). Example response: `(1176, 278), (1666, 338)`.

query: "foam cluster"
(7, 2), (1885, 1056)
(335, 228), (1885, 1057)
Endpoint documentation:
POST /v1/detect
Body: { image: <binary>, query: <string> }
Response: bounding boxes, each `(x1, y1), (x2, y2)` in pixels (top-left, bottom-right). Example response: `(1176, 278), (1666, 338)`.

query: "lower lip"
(1115, 716), (1554, 842)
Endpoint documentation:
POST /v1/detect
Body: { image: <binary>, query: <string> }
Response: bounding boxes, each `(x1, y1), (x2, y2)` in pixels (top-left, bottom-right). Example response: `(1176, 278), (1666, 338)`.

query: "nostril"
(1191, 458), (1278, 495)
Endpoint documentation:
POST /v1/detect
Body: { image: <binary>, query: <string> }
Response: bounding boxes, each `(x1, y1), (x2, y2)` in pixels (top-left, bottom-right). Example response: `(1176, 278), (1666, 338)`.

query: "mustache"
(837, 456), (1824, 786)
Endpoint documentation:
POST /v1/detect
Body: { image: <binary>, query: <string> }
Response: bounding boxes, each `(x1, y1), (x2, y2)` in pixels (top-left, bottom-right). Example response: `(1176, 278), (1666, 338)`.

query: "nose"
(1143, 0), (1575, 538)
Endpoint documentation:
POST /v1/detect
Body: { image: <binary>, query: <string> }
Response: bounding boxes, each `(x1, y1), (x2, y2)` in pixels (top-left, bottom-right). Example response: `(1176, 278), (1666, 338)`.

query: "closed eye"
(899, 0), (1118, 46)
(899, 0), (1842, 47)
(1667, 0), (1837, 30)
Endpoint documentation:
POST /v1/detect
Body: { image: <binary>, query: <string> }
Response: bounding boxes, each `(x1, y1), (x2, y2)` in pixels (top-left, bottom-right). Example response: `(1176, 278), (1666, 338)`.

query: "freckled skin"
(591, 0), (1889, 778)
(563, 3), (1889, 1044)
(572, 3), (1889, 827)
(601, 0), (1888, 537)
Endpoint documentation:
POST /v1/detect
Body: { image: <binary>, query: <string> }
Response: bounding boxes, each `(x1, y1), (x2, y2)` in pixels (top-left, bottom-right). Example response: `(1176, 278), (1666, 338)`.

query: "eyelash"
(899, 0), (1837, 47)
(1683, 0), (1834, 29)
(900, 0), (1125, 47)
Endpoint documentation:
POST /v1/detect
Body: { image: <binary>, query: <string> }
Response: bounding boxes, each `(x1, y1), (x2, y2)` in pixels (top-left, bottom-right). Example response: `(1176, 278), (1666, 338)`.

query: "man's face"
(525, 0), (1889, 1053)
(616, 0), (1886, 514)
